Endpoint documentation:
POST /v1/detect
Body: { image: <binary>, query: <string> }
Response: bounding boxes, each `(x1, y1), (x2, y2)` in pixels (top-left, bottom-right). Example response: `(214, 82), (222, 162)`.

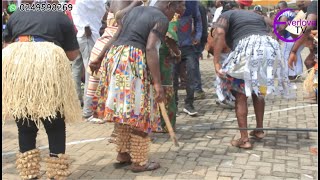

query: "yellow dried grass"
(2, 42), (81, 127)
(303, 67), (316, 94)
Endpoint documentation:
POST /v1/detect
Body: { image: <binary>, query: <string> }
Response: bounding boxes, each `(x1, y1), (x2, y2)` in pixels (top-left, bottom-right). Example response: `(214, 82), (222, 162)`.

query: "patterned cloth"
(215, 53), (235, 102)
(86, 18), (118, 98)
(15, 35), (45, 42)
(155, 15), (179, 132)
(92, 45), (162, 133)
(218, 34), (293, 98)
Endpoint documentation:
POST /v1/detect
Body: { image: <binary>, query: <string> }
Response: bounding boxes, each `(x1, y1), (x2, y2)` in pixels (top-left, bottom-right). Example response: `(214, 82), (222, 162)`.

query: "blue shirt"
(177, 1), (202, 47)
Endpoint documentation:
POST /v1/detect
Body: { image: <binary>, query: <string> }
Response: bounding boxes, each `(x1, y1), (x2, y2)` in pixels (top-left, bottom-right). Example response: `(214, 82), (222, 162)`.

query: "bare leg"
(252, 94), (265, 128)
(231, 91), (252, 148)
(250, 94), (265, 139)
(234, 91), (249, 139)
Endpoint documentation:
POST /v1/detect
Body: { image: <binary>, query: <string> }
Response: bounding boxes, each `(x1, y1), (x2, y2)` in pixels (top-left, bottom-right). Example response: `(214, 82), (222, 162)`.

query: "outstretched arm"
(288, 13), (317, 69)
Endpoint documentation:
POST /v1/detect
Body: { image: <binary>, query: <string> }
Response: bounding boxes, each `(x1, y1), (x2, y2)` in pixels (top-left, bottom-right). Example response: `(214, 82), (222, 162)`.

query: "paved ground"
(2, 50), (318, 180)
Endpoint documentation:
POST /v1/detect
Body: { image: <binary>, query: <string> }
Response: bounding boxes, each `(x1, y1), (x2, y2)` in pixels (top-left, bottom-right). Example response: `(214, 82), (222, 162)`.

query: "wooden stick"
(159, 102), (179, 147)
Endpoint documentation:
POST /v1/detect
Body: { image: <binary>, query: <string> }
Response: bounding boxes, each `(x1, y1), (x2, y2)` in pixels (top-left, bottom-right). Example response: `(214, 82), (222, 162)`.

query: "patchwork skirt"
(92, 45), (162, 133)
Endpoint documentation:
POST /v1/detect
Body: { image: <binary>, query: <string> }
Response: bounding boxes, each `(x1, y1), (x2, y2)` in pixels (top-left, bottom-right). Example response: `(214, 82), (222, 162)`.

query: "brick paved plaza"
(2, 50), (318, 180)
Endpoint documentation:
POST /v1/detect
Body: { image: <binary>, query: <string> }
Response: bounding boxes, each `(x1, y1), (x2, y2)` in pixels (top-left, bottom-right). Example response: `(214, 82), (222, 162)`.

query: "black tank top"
(113, 6), (169, 52)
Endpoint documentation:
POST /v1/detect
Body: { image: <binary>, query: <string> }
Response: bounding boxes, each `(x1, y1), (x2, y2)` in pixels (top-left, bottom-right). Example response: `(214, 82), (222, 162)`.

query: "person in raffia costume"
(86, 0), (143, 124)
(89, 0), (182, 172)
(2, 1), (81, 179)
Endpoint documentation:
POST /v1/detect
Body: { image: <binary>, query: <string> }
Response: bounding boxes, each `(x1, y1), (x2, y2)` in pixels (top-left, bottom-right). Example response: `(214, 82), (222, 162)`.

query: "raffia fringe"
(2, 42), (81, 126)
(303, 67), (316, 94)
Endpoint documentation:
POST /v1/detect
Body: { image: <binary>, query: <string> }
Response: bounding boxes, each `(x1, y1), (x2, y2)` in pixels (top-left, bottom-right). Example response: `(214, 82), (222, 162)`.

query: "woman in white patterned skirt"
(212, 8), (293, 149)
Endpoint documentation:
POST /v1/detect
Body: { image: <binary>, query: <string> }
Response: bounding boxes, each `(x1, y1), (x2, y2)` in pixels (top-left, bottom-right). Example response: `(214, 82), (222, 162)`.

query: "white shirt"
(212, 6), (223, 23)
(149, 0), (157, 6)
(71, 0), (106, 42)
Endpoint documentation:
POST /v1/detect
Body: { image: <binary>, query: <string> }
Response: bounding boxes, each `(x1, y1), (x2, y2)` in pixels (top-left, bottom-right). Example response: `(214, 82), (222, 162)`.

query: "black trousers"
(16, 112), (66, 155)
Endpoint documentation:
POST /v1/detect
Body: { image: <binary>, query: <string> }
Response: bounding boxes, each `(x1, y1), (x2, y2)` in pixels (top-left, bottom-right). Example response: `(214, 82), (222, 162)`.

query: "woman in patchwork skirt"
(213, 9), (293, 149)
(89, 1), (181, 172)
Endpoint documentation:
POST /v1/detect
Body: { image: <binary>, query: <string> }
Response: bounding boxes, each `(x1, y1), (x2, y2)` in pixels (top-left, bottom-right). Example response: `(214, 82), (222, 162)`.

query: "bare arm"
(288, 13), (317, 68)
(100, 23), (122, 57)
(291, 14), (317, 53)
(146, 32), (162, 87)
(145, 21), (169, 102)
(89, 23), (123, 73)
(165, 37), (181, 63)
(65, 49), (80, 61)
(212, 17), (228, 77)
(213, 27), (226, 77)
(92, 0), (141, 64)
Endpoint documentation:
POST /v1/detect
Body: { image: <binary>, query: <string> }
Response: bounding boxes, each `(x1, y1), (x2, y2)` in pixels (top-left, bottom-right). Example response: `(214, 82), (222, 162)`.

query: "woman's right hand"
(154, 84), (165, 103)
(214, 63), (226, 78)
(288, 52), (297, 70)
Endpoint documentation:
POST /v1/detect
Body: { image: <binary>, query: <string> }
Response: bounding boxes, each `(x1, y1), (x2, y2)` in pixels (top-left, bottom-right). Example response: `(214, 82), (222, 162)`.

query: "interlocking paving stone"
(2, 50), (318, 179)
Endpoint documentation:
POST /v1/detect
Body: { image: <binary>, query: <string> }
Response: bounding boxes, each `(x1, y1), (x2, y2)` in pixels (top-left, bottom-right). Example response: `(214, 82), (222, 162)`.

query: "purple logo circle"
(273, 8), (304, 43)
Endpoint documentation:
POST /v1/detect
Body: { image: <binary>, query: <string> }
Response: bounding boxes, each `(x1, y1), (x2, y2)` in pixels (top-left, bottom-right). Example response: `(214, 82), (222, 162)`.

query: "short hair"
(278, 1), (288, 8)
(254, 5), (262, 12)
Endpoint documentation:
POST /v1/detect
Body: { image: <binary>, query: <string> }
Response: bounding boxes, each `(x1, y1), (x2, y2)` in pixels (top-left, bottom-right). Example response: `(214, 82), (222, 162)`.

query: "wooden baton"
(159, 102), (179, 147)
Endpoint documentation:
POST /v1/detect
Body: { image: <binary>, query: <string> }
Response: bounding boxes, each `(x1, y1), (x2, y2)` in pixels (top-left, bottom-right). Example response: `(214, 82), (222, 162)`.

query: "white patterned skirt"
(218, 34), (294, 99)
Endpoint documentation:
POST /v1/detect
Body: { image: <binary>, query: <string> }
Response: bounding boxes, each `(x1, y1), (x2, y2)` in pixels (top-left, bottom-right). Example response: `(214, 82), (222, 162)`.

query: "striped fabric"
(87, 13), (118, 98)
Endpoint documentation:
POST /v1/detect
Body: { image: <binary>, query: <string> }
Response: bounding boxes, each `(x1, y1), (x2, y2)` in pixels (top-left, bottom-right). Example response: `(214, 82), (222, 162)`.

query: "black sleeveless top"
(113, 6), (169, 52)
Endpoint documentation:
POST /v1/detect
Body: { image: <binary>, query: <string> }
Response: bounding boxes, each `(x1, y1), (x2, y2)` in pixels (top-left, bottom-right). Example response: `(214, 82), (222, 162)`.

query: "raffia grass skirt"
(2, 42), (81, 126)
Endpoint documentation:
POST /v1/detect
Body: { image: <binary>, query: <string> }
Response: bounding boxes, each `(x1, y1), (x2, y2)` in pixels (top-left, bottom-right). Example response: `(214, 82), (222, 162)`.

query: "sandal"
(129, 161), (160, 173)
(231, 138), (252, 149)
(249, 130), (265, 139)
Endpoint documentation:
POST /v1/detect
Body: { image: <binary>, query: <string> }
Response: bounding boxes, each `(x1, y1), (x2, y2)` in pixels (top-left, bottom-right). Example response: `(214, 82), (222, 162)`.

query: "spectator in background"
(289, 0), (318, 100)
(175, 0), (202, 116)
(235, 0), (252, 9)
(212, 0), (223, 24)
(71, 0), (106, 121)
(65, 0), (77, 32)
(253, 5), (262, 15)
(277, 1), (304, 81)
(207, 9), (214, 29)
(289, 0), (317, 70)
(194, 2), (208, 100)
